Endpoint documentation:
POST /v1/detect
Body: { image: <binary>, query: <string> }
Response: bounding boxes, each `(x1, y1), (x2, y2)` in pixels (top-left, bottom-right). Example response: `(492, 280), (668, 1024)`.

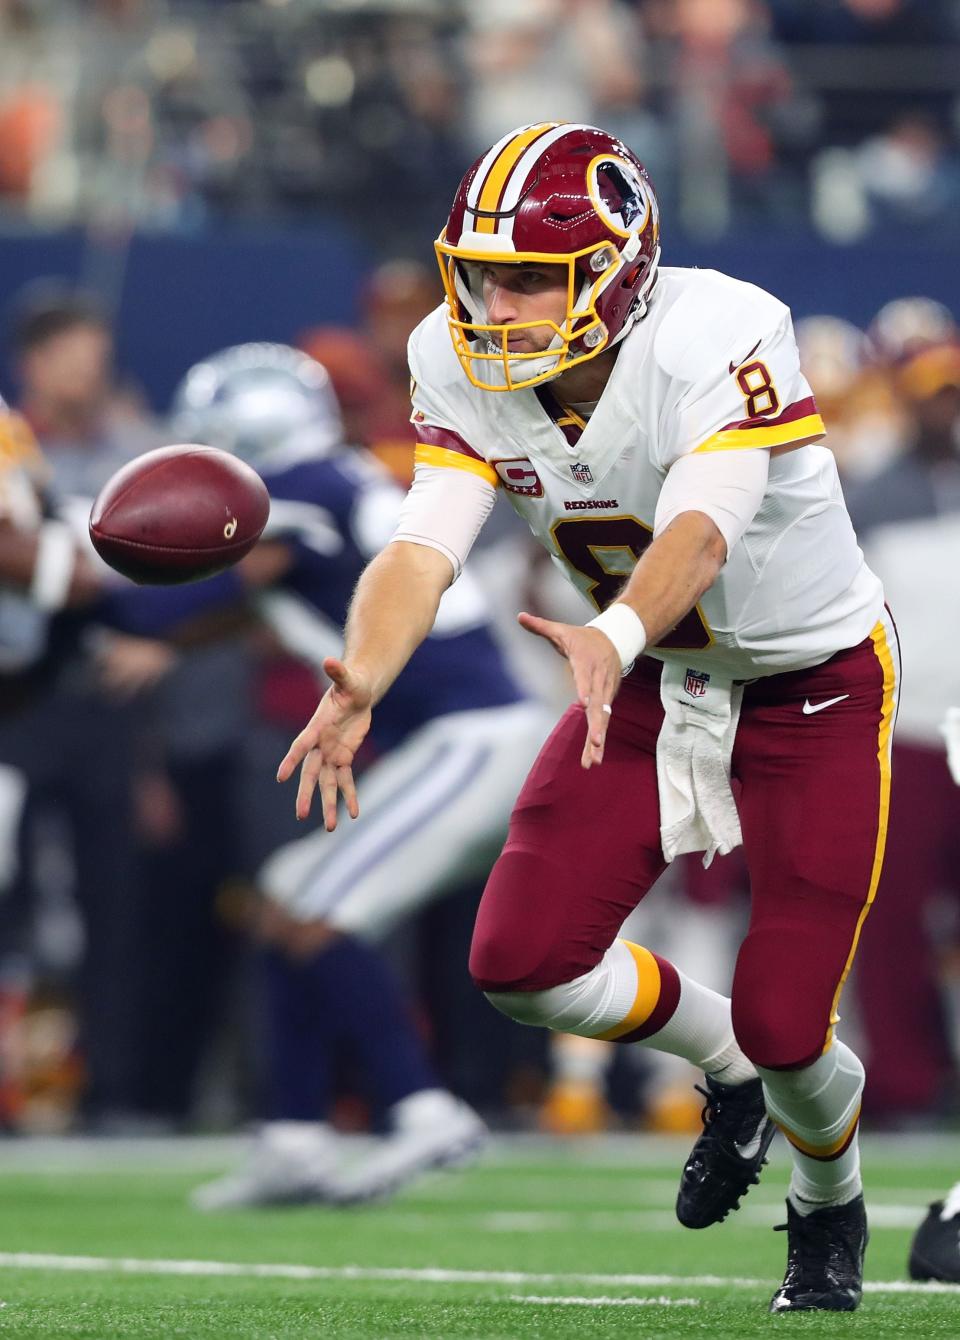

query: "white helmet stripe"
(466, 124), (543, 211)
(496, 122), (596, 238)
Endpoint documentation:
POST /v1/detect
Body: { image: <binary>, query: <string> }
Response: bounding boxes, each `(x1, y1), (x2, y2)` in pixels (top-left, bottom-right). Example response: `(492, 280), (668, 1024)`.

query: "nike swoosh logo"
(735, 1131), (764, 1160)
(728, 339), (762, 375)
(802, 695), (850, 715)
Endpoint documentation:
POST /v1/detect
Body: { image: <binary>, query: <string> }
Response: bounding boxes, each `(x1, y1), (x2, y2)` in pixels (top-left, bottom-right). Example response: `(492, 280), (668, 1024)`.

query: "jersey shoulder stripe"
(695, 396), (825, 454)
(414, 425), (499, 487)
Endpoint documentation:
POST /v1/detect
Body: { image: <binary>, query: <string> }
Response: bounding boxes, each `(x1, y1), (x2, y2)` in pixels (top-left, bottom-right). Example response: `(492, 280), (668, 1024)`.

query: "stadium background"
(1, 0), (960, 407)
(1, 1), (960, 1334)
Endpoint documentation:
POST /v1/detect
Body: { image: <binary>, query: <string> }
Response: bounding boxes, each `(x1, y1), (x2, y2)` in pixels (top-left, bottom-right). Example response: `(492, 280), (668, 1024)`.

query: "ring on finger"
(601, 704), (613, 716)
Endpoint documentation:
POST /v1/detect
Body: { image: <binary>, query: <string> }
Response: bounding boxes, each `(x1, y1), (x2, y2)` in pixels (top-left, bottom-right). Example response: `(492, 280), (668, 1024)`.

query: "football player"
(279, 123), (896, 1312)
(128, 344), (551, 1208)
(907, 707), (960, 1283)
(843, 299), (960, 1122)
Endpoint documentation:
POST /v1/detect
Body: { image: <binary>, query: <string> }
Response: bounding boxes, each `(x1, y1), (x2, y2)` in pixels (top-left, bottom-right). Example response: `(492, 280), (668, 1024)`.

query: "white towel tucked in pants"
(656, 661), (744, 867)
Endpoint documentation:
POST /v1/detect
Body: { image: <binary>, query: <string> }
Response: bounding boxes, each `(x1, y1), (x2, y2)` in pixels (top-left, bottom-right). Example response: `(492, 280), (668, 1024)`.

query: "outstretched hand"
(276, 657), (373, 828)
(518, 611), (621, 768)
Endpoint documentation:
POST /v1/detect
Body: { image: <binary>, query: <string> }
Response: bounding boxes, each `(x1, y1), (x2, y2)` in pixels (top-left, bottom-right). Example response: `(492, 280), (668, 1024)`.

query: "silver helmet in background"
(170, 342), (345, 473)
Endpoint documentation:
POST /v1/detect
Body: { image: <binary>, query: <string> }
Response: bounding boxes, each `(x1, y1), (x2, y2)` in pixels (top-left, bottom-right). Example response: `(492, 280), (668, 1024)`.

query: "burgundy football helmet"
(435, 122), (660, 391)
(868, 297), (960, 401)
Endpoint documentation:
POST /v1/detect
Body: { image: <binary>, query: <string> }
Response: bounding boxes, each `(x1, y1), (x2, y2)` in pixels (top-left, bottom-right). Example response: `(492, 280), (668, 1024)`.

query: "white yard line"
(510, 1295), (700, 1307)
(0, 1252), (956, 1295)
(381, 1204), (931, 1233)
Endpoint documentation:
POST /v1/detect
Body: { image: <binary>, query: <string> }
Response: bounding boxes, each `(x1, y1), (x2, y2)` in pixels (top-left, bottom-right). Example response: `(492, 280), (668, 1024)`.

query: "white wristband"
(29, 520), (76, 611)
(586, 603), (647, 673)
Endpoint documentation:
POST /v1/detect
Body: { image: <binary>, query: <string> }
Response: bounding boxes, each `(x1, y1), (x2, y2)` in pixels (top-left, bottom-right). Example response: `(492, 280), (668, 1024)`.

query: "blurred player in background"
(9, 282), (160, 495)
(132, 343), (551, 1207)
(280, 122), (897, 1313)
(843, 298), (960, 1123)
(298, 258), (440, 487)
(0, 287), (166, 1126)
(6, 282), (268, 1133)
(907, 706), (960, 1283)
(793, 313), (908, 487)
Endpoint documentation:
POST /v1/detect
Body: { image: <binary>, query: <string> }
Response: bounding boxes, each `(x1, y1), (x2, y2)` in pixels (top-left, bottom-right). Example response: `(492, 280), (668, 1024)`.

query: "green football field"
(0, 1134), (957, 1339)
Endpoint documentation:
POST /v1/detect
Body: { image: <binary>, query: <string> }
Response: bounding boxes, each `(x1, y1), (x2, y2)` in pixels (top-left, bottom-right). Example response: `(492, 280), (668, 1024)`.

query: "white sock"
(758, 1040), (864, 1215)
(640, 971), (757, 1085)
(487, 938), (756, 1081)
(940, 1182), (960, 1221)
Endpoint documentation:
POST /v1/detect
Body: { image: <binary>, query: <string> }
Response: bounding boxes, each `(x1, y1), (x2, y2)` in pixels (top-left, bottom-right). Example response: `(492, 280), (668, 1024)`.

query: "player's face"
(21, 322), (113, 413)
(473, 262), (569, 353)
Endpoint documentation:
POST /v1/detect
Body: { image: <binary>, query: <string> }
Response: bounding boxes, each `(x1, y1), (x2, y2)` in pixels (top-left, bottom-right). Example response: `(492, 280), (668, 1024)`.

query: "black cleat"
(675, 1076), (776, 1229)
(909, 1199), (960, 1283)
(769, 1195), (867, 1313)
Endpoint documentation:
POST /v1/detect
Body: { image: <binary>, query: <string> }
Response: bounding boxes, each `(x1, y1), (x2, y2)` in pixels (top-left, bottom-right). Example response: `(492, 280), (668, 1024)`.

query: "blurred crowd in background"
(0, 0), (959, 1148)
(0, 0), (959, 246)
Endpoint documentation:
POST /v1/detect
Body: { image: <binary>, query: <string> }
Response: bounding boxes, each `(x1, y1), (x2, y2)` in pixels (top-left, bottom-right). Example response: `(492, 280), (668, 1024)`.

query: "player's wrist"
(339, 657), (379, 703)
(586, 603), (647, 674)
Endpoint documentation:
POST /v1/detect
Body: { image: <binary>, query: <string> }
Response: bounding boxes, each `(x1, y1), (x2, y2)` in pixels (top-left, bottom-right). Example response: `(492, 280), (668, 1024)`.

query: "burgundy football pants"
(470, 617), (899, 1071)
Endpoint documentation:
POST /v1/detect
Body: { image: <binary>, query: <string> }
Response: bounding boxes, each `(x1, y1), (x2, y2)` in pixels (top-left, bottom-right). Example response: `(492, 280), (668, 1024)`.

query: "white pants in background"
(260, 700), (552, 939)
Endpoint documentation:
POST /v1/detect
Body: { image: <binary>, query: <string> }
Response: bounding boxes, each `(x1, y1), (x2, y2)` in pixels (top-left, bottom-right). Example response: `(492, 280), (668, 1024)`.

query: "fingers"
(580, 696), (612, 769)
(337, 765), (359, 821)
(319, 764), (341, 832)
(295, 750), (320, 821)
(276, 686), (335, 783)
(322, 656), (351, 689)
(520, 618), (620, 768)
(580, 668), (620, 770)
(277, 724), (316, 783)
(288, 745), (359, 829)
(517, 611), (568, 656)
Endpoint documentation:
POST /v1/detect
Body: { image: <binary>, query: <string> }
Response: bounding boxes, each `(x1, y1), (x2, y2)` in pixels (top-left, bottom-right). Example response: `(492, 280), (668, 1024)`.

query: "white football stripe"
(0, 1252), (956, 1295)
(510, 1295), (700, 1307)
(466, 125), (542, 210)
(496, 122), (594, 239)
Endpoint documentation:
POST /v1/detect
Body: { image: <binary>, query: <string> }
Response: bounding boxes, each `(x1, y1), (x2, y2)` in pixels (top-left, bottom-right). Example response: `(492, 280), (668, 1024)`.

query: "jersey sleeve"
(408, 317), (500, 490)
(0, 409), (44, 472)
(658, 294), (825, 468)
(392, 462), (497, 580)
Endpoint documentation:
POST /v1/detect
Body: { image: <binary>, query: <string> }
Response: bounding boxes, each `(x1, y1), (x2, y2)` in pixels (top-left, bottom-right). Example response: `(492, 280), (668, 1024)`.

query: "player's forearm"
(613, 510), (726, 648)
(343, 540), (452, 703)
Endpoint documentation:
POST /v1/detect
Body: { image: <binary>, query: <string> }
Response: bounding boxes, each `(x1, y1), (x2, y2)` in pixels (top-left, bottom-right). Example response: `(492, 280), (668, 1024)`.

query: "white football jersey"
(408, 266), (884, 679)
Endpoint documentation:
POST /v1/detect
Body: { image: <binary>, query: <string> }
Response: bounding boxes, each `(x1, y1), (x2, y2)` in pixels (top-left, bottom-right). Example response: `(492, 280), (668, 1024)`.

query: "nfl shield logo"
(571, 461), (594, 485)
(684, 668), (710, 698)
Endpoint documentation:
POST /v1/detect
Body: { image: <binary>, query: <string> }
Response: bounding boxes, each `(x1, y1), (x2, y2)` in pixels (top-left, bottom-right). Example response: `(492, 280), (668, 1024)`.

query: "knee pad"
(484, 939), (641, 1036)
(484, 984), (572, 1029)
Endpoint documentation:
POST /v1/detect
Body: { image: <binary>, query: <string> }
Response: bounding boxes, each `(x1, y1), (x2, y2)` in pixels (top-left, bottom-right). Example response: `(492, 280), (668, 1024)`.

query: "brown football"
(89, 444), (271, 585)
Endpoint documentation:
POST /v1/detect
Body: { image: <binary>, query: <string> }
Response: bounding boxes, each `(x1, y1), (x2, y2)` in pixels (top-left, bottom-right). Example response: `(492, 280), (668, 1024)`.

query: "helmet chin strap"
(606, 242), (662, 349)
(500, 332), (566, 385)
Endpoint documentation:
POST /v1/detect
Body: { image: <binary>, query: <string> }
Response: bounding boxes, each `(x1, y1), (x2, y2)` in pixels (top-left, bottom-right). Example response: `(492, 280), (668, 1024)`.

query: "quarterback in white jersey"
(279, 123), (896, 1314)
(406, 266), (883, 679)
